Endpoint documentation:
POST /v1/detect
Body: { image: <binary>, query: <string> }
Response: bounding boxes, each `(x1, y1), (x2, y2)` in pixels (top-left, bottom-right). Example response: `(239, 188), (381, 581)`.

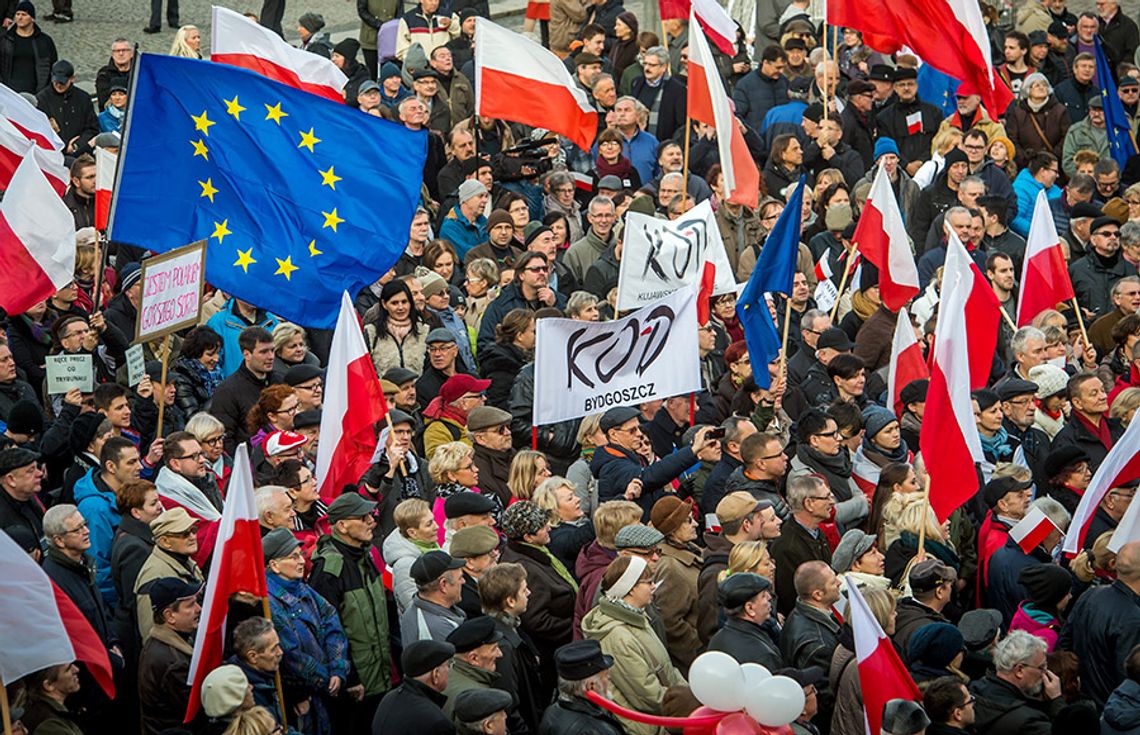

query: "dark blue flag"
(109, 54), (427, 328)
(736, 176), (805, 389)
(1096, 36), (1138, 169)
(917, 64), (958, 119)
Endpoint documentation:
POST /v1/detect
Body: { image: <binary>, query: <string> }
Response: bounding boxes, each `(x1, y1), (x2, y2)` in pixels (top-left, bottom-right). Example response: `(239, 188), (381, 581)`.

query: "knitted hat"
(297, 11), (325, 33)
(650, 496), (693, 537)
(861, 404), (896, 440)
(906, 622), (965, 668)
(14, 1), (34, 18)
(1018, 563), (1072, 608)
(500, 500), (551, 540)
(68, 411), (106, 454)
(487, 208), (514, 231)
(943, 148), (969, 168)
(6, 400), (43, 436)
(380, 61), (402, 81)
(1028, 363), (1068, 399)
(332, 38), (360, 60)
(458, 179), (488, 204)
(873, 137), (900, 161)
(120, 261), (143, 292)
(419, 269), (449, 299)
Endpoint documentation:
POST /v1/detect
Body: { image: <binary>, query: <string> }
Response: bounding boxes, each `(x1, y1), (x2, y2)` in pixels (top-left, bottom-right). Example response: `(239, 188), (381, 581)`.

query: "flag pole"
(917, 473), (930, 559)
(0, 680), (12, 735)
(1071, 297), (1091, 354)
(1000, 307), (1017, 332)
(260, 597), (291, 727)
(682, 116), (692, 208)
(92, 231), (106, 312)
(829, 256), (852, 322)
(779, 294), (794, 382)
(155, 334), (171, 438)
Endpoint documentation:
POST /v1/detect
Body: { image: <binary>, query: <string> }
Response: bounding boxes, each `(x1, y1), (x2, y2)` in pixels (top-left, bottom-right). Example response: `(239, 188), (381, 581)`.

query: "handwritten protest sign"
(135, 240), (206, 342)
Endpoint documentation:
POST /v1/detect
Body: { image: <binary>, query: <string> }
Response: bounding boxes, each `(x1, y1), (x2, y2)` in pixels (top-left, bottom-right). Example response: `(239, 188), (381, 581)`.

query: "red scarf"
(1075, 411), (1114, 450)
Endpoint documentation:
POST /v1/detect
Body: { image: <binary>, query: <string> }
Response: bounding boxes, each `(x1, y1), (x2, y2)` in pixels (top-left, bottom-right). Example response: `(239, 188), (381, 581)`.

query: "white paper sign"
(45, 354), (93, 394)
(533, 286), (702, 425)
(136, 241), (205, 341)
(125, 343), (146, 387)
(814, 278), (838, 314)
(616, 200), (738, 310)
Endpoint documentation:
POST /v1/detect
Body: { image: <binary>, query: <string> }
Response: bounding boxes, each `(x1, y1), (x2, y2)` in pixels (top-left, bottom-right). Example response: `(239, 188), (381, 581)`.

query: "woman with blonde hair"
(914, 127), (964, 189)
(270, 322), (319, 383)
(565, 414), (604, 517)
(222, 706), (277, 735)
(719, 539), (776, 585)
(381, 498), (441, 613)
(1110, 386), (1140, 427)
(881, 492), (959, 587)
(533, 475), (594, 572)
(831, 588), (898, 735)
(507, 450), (552, 502)
(170, 25), (202, 58)
(427, 440), (502, 538)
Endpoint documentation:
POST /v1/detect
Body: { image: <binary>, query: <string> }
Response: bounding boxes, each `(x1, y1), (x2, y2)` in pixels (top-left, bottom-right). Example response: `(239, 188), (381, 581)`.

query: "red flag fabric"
(50, 580), (115, 698)
(827, 0), (1013, 117)
(697, 261), (716, 324)
(0, 115), (67, 195)
(1009, 507), (1058, 554)
(0, 82), (64, 151)
(316, 291), (388, 501)
(888, 306), (929, 418)
(687, 12), (759, 208)
(94, 147), (117, 232)
(921, 230), (1001, 521)
(849, 582), (922, 735)
(853, 163), (919, 311)
(185, 444), (266, 722)
(1017, 189), (1075, 325)
(659, 0), (688, 19)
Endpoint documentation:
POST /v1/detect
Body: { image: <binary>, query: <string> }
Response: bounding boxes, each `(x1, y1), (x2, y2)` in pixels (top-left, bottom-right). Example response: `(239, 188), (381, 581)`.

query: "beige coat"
(550, 0), (589, 54)
(654, 541), (702, 672)
(134, 546), (204, 640)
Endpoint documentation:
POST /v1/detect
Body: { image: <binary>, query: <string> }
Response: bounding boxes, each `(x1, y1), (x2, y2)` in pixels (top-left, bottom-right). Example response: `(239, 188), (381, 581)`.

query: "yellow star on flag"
(234, 248), (256, 273)
(319, 165), (342, 190)
(275, 255), (299, 280)
(211, 219), (232, 244)
(225, 96), (247, 121)
(298, 128), (321, 152)
(321, 208), (344, 232)
(191, 110), (215, 136)
(308, 240), (323, 257)
(198, 178), (219, 202)
(191, 139), (209, 160)
(264, 102), (288, 124)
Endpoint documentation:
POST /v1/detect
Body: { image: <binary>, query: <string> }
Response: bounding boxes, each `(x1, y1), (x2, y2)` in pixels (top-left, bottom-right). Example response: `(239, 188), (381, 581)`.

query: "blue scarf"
(178, 356), (223, 395)
(267, 570), (304, 595)
(979, 426), (1014, 461)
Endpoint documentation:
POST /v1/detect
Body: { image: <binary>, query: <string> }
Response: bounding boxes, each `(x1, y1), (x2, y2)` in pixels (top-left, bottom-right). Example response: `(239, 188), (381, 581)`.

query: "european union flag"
(736, 176), (804, 389)
(108, 54), (427, 328)
(1095, 36), (1138, 169)
(917, 64), (958, 119)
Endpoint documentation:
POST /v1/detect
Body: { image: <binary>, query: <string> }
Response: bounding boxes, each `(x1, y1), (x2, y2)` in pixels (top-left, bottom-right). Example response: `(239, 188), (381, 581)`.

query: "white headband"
(604, 556), (648, 601)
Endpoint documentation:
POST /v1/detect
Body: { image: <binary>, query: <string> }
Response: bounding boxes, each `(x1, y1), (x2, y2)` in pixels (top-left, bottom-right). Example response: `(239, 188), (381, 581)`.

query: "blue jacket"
(1010, 168), (1062, 237)
(439, 205), (487, 260)
(985, 536), (1054, 627)
(1104, 679), (1140, 735)
(205, 299), (280, 378)
(621, 128), (660, 186)
(73, 468), (120, 607)
(590, 443), (698, 520)
(476, 282), (567, 353)
(732, 69), (789, 131)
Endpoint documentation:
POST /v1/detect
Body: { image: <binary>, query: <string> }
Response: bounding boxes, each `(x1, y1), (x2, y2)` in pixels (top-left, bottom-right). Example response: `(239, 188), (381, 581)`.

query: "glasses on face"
(275, 403), (300, 415)
(962, 144), (986, 151)
(555, 186), (574, 195)
(428, 344), (457, 354)
(524, 265), (550, 274)
(201, 435), (224, 447)
(460, 392), (485, 402)
(805, 494), (834, 503)
(63, 520), (88, 535)
(173, 452), (206, 461)
(814, 429), (842, 439)
(296, 381), (323, 392)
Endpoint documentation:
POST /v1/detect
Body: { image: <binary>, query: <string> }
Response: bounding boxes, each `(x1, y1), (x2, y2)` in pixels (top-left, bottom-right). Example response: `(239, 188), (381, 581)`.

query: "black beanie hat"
(1018, 564), (1071, 608)
(943, 147), (969, 168)
(69, 411), (107, 455)
(6, 400), (43, 436)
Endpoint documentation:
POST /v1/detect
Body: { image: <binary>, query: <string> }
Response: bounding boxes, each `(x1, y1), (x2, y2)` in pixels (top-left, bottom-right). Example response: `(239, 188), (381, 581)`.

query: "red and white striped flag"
(1110, 478), (1140, 553)
(1017, 189), (1074, 326)
(0, 82), (63, 151)
(853, 162), (919, 311)
(905, 111), (923, 135)
(0, 531), (77, 683)
(690, 0), (738, 54)
(0, 149), (75, 315)
(887, 306), (928, 417)
(814, 252), (834, 282)
(210, 6), (347, 102)
(94, 147), (117, 231)
(475, 18), (598, 151)
(687, 10), (758, 208)
(1064, 416), (1140, 555)
(1009, 506), (1058, 554)
(316, 291), (389, 502)
(849, 581), (921, 735)
(921, 229), (1001, 521)
(0, 114), (67, 195)
(185, 444), (266, 722)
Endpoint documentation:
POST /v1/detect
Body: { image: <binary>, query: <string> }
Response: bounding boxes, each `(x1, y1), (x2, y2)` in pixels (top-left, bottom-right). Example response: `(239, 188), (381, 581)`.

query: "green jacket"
(441, 658), (501, 718)
(309, 534), (392, 697)
(358, 0), (403, 49)
(1062, 119), (1110, 179)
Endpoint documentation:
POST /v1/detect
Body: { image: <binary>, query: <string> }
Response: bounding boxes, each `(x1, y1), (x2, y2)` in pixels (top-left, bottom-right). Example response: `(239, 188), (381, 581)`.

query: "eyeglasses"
(961, 696), (977, 707)
(62, 521), (88, 535)
(805, 494), (834, 503)
(813, 429), (843, 439)
(524, 265), (550, 273)
(201, 435), (224, 446)
(274, 404), (300, 414)
(460, 392), (485, 401)
(757, 451), (786, 461)
(173, 452), (206, 461)
(428, 344), (457, 354)
(296, 381), (323, 391)
(962, 144), (986, 151)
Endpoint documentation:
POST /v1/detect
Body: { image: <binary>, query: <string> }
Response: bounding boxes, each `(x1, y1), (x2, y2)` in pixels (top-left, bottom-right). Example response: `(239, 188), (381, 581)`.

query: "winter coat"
(1059, 579), (1140, 706)
(399, 592), (467, 643)
(472, 444), (514, 508)
(563, 227), (615, 284)
(908, 174), (960, 251)
(133, 546), (203, 642)
(0, 24), (57, 93)
(1005, 97), (1070, 168)
(370, 678), (454, 735)
(583, 243), (621, 299)
(395, 7), (457, 62)
(110, 515), (153, 662)
(308, 534), (393, 697)
(1070, 251), (1139, 322)
(0, 377), (37, 422)
(73, 468), (120, 606)
(501, 540), (576, 669)
(171, 357), (218, 417)
(876, 98), (942, 167)
(509, 362), (582, 474)
(574, 540), (618, 637)
(733, 69), (789, 131)
(550, 518), (595, 575)
(364, 321), (430, 379)
(853, 168), (920, 227)
(1062, 118), (1110, 178)
(829, 644), (864, 735)
(489, 612), (544, 732)
(209, 364), (272, 455)
(654, 540), (702, 670)
(715, 204), (766, 280)
(21, 693), (83, 735)
(770, 518), (832, 617)
(550, 0), (588, 53)
(440, 203), (487, 260)
(138, 626), (194, 735)
(42, 547), (115, 647)
(581, 597), (686, 735)
(1010, 602), (1061, 650)
(780, 600), (841, 674)
(539, 696), (626, 735)
(479, 341), (528, 410)
(969, 673), (1063, 735)
(1010, 169), (1063, 239)
(477, 282), (567, 354)
(936, 107), (1008, 152)
(358, 0), (403, 49)
(708, 616), (784, 670)
(382, 528), (426, 614)
(1103, 679), (1140, 735)
(590, 442), (698, 519)
(722, 467), (791, 520)
(630, 75), (687, 142)
(205, 299), (280, 378)
(892, 598), (949, 659)
(853, 305), (898, 372)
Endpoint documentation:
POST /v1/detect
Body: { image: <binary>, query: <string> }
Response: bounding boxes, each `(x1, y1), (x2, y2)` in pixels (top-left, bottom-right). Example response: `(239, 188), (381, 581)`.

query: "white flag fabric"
(616, 200), (736, 310)
(533, 286), (702, 424)
(0, 531), (75, 684)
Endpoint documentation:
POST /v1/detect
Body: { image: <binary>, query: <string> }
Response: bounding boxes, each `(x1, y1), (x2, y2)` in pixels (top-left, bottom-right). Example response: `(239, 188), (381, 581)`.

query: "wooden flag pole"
(92, 231), (106, 312)
(917, 473), (931, 560)
(260, 597), (290, 727)
(1000, 307), (1017, 332)
(779, 294), (795, 382)
(0, 680), (13, 735)
(155, 334), (171, 438)
(829, 258), (852, 322)
(1071, 297), (1091, 352)
(681, 116), (692, 208)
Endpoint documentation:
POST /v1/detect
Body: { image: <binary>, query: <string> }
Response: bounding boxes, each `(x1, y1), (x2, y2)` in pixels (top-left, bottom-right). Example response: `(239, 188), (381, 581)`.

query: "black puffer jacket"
(0, 23), (57, 93)
(1059, 579), (1140, 706)
(508, 362), (581, 475)
(480, 341), (529, 410)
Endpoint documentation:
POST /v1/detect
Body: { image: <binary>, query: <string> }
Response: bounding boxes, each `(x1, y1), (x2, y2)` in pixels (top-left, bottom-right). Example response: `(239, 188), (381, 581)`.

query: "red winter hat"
(440, 373), (492, 404)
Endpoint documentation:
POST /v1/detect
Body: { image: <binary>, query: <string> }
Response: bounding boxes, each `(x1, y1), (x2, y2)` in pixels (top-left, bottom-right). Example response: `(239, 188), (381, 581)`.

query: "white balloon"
(740, 663), (772, 690)
(744, 675), (806, 726)
(689, 651), (746, 712)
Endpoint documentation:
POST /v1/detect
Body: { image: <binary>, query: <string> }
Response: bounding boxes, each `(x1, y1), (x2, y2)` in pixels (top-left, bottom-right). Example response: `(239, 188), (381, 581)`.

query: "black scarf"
(797, 445), (854, 500)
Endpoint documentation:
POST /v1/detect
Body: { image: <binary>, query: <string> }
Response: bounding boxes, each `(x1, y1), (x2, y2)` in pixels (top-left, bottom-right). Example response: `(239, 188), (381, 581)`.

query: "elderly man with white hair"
(255, 485), (296, 534)
(969, 630), (1062, 735)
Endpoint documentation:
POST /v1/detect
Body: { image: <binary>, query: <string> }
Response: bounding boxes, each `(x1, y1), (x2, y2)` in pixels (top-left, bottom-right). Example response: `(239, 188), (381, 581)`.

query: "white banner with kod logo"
(616, 199), (738, 311)
(533, 286), (702, 425)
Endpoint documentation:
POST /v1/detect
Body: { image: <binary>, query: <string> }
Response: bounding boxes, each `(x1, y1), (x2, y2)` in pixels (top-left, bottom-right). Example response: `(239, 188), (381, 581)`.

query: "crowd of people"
(10, 0), (1140, 734)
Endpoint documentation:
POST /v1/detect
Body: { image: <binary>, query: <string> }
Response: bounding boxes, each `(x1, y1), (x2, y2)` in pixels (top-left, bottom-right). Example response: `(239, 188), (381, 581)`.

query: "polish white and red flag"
(210, 6), (347, 102)
(687, 10), (759, 208)
(906, 111), (923, 135)
(848, 581), (921, 735)
(0, 82), (63, 151)
(853, 162), (919, 311)
(1110, 473), (1140, 552)
(888, 306), (929, 418)
(316, 291), (389, 502)
(920, 229), (1002, 521)
(475, 18), (598, 151)
(185, 444), (266, 722)
(689, 0), (738, 54)
(1065, 416), (1140, 555)
(0, 149), (75, 315)
(1009, 506), (1058, 554)
(1017, 189), (1074, 326)
(95, 147), (117, 231)
(0, 531), (114, 698)
(0, 114), (67, 195)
